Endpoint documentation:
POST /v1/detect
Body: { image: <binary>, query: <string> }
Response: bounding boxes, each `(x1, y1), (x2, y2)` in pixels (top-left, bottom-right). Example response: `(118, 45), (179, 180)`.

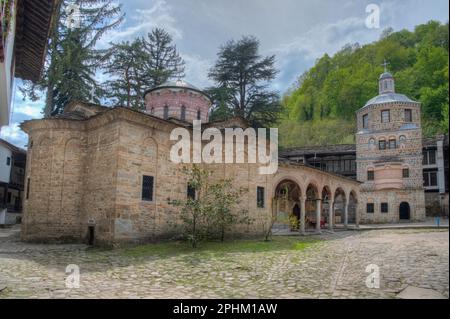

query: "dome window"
(180, 105), (186, 121)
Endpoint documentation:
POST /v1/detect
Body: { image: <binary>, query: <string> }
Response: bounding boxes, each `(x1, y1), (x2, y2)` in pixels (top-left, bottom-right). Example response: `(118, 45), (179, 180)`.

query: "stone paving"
(0, 226), (448, 299)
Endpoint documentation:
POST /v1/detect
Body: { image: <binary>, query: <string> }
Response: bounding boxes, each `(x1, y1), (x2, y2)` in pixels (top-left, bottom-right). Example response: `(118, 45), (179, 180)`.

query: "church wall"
(21, 126), (87, 242)
(81, 121), (121, 244)
(111, 120), (273, 243)
(359, 189), (425, 223)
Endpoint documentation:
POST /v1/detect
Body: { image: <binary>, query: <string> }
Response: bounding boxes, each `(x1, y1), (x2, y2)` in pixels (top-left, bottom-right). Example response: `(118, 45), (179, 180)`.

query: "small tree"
(169, 165), (210, 248)
(169, 165), (251, 247)
(207, 179), (250, 242)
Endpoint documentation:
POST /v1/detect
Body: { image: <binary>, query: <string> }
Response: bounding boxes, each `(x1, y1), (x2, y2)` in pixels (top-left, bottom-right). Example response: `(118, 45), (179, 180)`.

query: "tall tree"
(141, 28), (185, 87)
(208, 36), (282, 127)
(103, 39), (146, 109)
(21, 0), (124, 116)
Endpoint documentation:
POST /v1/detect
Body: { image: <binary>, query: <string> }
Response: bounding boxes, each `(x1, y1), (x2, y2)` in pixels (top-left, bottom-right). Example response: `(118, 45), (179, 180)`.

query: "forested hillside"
(279, 20), (449, 148)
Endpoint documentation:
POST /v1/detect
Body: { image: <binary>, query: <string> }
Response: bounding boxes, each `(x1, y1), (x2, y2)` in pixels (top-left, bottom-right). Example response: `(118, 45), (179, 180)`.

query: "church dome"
(361, 66), (418, 109)
(363, 93), (417, 107)
(379, 72), (393, 80)
(143, 79), (212, 123)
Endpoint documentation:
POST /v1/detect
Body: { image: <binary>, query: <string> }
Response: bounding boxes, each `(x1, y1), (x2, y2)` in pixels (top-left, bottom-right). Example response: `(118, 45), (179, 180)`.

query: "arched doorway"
(399, 202), (410, 220)
(292, 204), (301, 230)
(322, 186), (332, 228)
(334, 188), (346, 225)
(273, 180), (301, 232)
(306, 184), (320, 230)
(348, 191), (358, 223)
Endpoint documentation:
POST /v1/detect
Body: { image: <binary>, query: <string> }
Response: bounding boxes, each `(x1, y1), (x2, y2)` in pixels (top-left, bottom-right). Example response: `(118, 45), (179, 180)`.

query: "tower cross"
(381, 60), (390, 72)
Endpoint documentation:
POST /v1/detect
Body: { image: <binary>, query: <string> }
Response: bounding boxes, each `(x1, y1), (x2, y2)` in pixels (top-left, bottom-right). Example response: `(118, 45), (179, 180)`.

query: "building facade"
(0, 138), (26, 225)
(20, 81), (361, 244)
(355, 71), (425, 223)
(20, 71), (440, 244)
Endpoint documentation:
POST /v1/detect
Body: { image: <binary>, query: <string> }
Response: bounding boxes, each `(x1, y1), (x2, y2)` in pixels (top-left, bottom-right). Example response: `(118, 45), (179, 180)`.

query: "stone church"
(19, 71), (425, 245)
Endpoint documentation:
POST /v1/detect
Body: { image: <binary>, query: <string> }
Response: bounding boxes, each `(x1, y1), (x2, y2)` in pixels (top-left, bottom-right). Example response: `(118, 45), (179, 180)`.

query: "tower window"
(367, 170), (374, 181)
(381, 110), (390, 123)
(402, 168), (410, 178)
(180, 105), (186, 121)
(6, 157), (11, 166)
(389, 138), (397, 149)
(163, 105), (169, 119)
(142, 175), (154, 201)
(404, 109), (412, 122)
(362, 114), (369, 129)
(379, 139), (386, 150)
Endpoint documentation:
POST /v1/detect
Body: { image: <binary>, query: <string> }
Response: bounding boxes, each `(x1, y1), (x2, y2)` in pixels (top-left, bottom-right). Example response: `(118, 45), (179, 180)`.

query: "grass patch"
(119, 236), (321, 259)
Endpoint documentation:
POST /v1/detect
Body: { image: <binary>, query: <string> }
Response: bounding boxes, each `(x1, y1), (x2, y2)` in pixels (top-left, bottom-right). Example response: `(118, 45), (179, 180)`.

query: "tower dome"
(378, 71), (395, 94)
(144, 80), (212, 123)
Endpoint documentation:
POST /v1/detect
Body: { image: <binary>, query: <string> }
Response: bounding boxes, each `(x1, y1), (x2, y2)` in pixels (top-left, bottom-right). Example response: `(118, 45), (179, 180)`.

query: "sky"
(1, 0), (449, 148)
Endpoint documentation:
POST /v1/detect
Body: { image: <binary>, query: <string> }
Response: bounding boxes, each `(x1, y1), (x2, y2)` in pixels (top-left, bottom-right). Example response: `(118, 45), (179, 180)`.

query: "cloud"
(0, 87), (44, 148)
(98, 0), (182, 47)
(0, 123), (29, 148)
(182, 53), (213, 89)
(272, 14), (381, 91)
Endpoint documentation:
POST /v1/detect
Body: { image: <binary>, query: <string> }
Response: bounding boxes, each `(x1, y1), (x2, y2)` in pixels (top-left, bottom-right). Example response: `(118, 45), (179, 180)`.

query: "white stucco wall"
(0, 144), (12, 183)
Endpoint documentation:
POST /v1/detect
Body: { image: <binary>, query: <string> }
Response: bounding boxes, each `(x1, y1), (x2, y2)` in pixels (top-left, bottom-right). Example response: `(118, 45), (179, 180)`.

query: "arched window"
(180, 105), (186, 121)
(389, 138), (397, 149)
(379, 139), (386, 150)
(163, 105), (169, 119)
(367, 168), (374, 181)
(197, 110), (201, 120)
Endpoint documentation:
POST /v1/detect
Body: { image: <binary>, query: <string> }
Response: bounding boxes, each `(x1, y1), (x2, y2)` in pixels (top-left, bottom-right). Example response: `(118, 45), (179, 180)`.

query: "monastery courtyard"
(0, 227), (448, 299)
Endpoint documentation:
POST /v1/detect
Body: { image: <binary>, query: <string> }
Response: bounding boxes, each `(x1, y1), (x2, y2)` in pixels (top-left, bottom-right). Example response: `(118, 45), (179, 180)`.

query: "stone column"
(344, 199), (349, 228)
(328, 201), (334, 232)
(300, 197), (306, 235)
(437, 137), (446, 193)
(355, 202), (360, 228)
(316, 199), (322, 233)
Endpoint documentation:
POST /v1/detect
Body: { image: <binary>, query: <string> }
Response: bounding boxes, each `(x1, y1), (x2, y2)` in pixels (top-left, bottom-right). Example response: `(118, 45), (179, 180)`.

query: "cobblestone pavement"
(0, 227), (448, 299)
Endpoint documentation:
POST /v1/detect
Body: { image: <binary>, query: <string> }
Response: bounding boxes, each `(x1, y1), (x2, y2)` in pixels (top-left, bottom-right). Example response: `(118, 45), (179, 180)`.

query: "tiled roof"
(0, 138), (26, 154)
(363, 93), (418, 108)
(280, 144), (356, 157)
(14, 0), (60, 82)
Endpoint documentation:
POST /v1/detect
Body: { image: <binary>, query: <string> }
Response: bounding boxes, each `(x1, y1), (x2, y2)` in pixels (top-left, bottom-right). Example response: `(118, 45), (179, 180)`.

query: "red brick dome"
(144, 80), (212, 123)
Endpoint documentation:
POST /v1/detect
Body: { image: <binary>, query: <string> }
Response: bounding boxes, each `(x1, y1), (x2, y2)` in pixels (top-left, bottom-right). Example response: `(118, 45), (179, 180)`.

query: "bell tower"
(378, 60), (395, 94)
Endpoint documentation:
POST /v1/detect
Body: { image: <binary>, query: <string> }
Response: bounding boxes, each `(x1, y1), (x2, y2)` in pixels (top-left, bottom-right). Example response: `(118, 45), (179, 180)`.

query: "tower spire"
(378, 61), (395, 94)
(381, 59), (390, 73)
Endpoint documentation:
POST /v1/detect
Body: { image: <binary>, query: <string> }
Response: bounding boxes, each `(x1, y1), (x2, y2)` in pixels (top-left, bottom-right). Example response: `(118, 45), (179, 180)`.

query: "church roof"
(363, 92), (419, 108)
(379, 72), (393, 79)
(144, 79), (212, 102)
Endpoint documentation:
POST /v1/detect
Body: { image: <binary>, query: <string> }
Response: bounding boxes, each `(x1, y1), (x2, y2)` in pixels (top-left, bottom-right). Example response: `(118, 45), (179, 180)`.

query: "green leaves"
(208, 36), (282, 128)
(169, 165), (251, 248)
(281, 20), (449, 147)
